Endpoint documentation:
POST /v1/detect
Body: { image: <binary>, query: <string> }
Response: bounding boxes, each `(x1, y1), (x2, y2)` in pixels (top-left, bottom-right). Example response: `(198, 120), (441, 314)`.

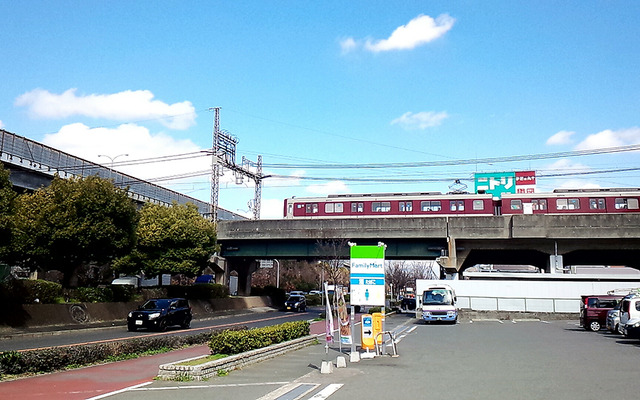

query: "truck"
(415, 280), (458, 324)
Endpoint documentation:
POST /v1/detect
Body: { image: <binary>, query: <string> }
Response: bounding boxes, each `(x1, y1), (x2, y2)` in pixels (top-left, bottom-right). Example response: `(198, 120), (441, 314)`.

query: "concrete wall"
(0, 296), (272, 329)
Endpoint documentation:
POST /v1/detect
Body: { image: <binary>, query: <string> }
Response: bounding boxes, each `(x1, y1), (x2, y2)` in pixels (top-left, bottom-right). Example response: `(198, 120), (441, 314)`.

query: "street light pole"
(98, 154), (129, 182)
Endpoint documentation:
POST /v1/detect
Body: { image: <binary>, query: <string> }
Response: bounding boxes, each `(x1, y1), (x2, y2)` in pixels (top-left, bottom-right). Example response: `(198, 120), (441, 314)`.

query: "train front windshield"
(423, 289), (454, 306)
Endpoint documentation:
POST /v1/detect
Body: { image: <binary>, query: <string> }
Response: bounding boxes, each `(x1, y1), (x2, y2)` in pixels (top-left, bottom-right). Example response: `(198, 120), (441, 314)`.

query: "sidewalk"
(0, 319), (327, 400)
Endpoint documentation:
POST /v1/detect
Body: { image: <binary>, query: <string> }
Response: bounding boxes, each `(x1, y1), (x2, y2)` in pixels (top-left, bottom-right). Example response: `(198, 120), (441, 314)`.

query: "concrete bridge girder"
(217, 214), (640, 287)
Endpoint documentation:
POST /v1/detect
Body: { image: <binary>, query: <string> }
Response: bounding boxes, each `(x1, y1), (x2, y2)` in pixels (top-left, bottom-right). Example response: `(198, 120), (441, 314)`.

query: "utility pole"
(209, 107), (267, 221)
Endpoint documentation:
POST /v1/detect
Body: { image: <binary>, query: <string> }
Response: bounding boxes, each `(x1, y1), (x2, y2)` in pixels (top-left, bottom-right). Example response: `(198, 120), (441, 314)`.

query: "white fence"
(418, 279), (640, 314)
(457, 296), (579, 313)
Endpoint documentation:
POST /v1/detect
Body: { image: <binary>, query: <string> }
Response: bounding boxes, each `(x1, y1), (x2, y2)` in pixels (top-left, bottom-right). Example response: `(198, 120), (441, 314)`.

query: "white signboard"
(350, 245), (386, 306)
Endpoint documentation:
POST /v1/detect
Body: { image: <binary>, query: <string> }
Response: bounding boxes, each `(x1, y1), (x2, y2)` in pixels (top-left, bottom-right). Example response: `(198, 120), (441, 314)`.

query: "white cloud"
(574, 127), (640, 150)
(260, 198), (287, 220)
(15, 88), (196, 130)
(546, 130), (575, 145)
(306, 180), (349, 195)
(546, 159), (592, 174)
(0, 120), (4, 129)
(42, 122), (207, 186)
(556, 179), (601, 190)
(339, 37), (357, 54)
(391, 111), (448, 130)
(341, 14), (455, 53)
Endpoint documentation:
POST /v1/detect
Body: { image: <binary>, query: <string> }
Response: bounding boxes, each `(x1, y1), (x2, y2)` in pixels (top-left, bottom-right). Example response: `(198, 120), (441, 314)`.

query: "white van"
(619, 295), (640, 335)
(418, 284), (458, 324)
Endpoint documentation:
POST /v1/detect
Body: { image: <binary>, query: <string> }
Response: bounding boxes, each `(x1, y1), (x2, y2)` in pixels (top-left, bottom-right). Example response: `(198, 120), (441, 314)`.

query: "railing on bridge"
(0, 129), (244, 220)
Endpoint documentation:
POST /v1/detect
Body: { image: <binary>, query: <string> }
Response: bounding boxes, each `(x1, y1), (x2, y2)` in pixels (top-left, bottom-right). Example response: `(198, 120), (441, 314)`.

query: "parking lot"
(100, 313), (640, 400)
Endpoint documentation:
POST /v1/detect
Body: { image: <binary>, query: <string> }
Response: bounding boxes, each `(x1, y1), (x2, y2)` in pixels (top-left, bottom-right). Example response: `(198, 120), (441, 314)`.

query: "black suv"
(284, 295), (307, 312)
(127, 298), (192, 332)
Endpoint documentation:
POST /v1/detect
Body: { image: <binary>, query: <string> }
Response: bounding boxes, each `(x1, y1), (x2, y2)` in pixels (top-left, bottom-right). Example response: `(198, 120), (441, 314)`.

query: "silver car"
(606, 302), (622, 333)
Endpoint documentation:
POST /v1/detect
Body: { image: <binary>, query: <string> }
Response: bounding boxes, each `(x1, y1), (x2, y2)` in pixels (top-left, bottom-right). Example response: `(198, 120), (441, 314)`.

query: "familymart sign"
(349, 244), (385, 306)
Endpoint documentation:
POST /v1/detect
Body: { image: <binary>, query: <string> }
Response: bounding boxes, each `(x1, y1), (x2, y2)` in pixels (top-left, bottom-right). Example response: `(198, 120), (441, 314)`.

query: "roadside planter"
(157, 335), (318, 381)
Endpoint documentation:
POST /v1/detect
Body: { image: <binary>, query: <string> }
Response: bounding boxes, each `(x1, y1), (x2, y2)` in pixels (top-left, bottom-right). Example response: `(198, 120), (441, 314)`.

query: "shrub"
(0, 279), (63, 304)
(0, 329), (224, 379)
(208, 320), (310, 355)
(73, 287), (113, 303)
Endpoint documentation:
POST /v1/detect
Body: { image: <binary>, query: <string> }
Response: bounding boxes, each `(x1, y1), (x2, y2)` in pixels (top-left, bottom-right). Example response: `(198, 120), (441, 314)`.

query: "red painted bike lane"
(0, 320), (332, 400)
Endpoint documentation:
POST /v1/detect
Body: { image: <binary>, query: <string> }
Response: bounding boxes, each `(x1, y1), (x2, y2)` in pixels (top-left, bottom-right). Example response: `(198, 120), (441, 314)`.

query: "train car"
(501, 188), (640, 215)
(284, 188), (640, 219)
(283, 192), (495, 219)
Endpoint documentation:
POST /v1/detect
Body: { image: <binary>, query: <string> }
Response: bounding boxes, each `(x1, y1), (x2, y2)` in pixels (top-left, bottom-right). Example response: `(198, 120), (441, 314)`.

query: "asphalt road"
(101, 313), (640, 400)
(0, 308), (320, 352)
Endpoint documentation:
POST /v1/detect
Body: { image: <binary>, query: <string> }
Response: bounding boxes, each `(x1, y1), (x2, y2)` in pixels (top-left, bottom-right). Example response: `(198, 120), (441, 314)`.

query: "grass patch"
(176, 354), (228, 366)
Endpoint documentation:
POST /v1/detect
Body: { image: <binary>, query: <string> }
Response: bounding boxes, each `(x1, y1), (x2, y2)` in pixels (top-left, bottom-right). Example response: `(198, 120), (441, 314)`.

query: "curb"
(157, 335), (318, 381)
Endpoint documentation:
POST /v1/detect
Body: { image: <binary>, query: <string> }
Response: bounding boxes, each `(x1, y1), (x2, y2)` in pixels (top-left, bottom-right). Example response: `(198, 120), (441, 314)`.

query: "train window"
(472, 200), (484, 211)
(532, 199), (547, 210)
(510, 200), (522, 210)
(306, 203), (319, 214)
(351, 202), (364, 213)
(421, 201), (442, 212)
(400, 201), (413, 212)
(557, 198), (580, 210)
(372, 202), (391, 212)
(589, 198), (606, 210)
(325, 203), (334, 213)
(335, 203), (344, 213)
(450, 200), (464, 212)
(615, 198), (640, 210)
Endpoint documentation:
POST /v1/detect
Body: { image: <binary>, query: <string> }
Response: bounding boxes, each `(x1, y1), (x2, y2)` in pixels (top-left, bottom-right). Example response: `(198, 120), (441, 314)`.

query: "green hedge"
(0, 279), (63, 304)
(166, 283), (229, 300)
(0, 329), (235, 378)
(66, 285), (137, 303)
(208, 320), (310, 355)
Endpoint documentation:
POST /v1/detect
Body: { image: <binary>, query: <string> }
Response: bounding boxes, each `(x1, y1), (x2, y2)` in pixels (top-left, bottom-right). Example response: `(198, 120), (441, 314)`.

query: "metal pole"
(350, 305), (355, 354)
(98, 153), (128, 181)
(274, 259), (280, 288)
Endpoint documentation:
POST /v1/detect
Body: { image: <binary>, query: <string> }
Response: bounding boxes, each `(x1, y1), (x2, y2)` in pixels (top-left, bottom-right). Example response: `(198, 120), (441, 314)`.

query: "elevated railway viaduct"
(217, 214), (640, 294)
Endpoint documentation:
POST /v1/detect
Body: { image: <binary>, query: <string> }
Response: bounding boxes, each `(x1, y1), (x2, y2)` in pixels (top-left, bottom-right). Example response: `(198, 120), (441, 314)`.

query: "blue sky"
(1, 1), (639, 218)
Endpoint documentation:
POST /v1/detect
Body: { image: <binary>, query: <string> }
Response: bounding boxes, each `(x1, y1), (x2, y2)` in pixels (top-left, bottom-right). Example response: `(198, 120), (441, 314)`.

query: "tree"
(114, 202), (217, 277)
(0, 163), (16, 261)
(386, 260), (411, 298)
(10, 175), (138, 286)
(315, 239), (350, 287)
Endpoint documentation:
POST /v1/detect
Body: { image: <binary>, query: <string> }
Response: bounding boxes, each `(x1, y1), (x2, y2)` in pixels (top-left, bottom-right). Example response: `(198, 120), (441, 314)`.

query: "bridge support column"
(225, 257), (258, 296)
(436, 236), (465, 276)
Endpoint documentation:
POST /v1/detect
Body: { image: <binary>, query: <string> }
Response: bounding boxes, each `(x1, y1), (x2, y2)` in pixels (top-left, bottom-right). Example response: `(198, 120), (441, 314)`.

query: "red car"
(580, 295), (624, 331)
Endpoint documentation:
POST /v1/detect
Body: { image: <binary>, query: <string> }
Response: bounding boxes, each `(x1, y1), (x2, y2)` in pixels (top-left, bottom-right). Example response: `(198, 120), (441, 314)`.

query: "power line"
(261, 143), (640, 169)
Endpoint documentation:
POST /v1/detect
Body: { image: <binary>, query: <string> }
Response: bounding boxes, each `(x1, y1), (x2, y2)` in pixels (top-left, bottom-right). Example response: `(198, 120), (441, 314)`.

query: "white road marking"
(85, 382), (152, 400)
(308, 384), (343, 400)
(130, 382), (290, 392)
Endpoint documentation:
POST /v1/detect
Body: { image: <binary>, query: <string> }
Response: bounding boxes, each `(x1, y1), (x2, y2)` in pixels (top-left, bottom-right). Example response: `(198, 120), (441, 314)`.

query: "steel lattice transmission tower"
(209, 107), (266, 221)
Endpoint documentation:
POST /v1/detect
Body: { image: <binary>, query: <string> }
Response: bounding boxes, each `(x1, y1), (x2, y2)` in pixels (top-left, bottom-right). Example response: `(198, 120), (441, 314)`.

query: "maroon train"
(284, 188), (640, 219)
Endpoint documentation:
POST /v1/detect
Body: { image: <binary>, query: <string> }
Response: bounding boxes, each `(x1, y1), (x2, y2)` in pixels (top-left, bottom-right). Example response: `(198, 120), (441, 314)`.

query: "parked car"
(288, 290), (305, 297)
(619, 295), (640, 332)
(580, 294), (623, 331)
(194, 274), (215, 284)
(127, 298), (192, 332)
(400, 295), (417, 311)
(622, 318), (640, 339)
(308, 290), (322, 296)
(284, 295), (307, 312)
(606, 302), (622, 333)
